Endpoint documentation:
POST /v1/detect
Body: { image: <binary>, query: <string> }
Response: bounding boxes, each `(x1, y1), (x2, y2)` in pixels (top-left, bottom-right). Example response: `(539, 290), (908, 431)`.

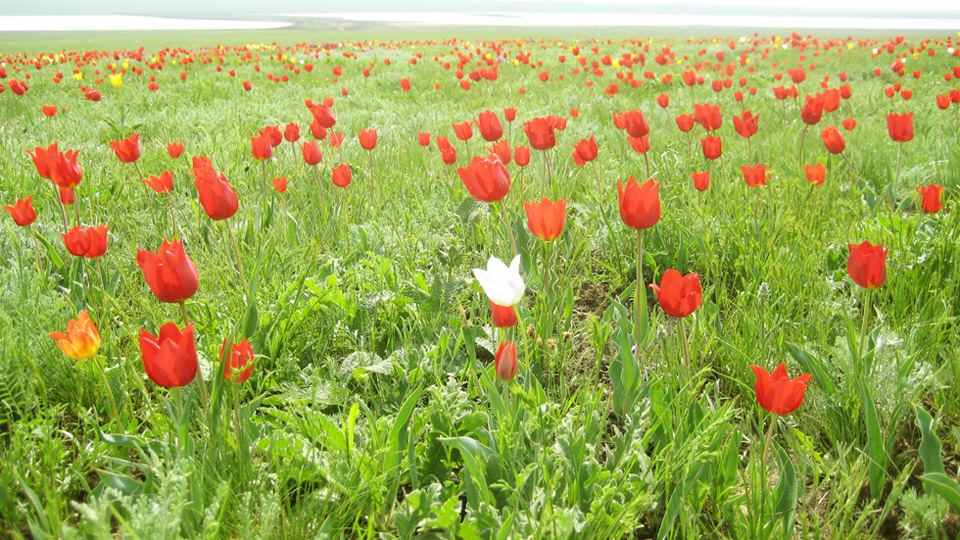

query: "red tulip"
(803, 163), (825, 185)
(42, 106), (57, 117)
(417, 132), (431, 147)
(309, 103), (336, 128)
(628, 135), (650, 154)
(823, 89), (841, 112)
(916, 184), (943, 214)
(458, 154), (510, 203)
(436, 136), (457, 165)
(477, 110), (503, 142)
(847, 241), (887, 289)
(648, 269), (702, 318)
(60, 187), (75, 206)
(742, 164), (768, 187)
(523, 117), (557, 150)
(222, 339), (255, 382)
(732, 110), (759, 139)
(272, 176), (287, 193)
(358, 129), (378, 150)
(8, 79), (28, 95)
(749, 363), (812, 415)
(504, 107), (517, 122)
(951, 89), (960, 104)
(800, 94), (824, 125)
(675, 114), (695, 133)
(137, 238), (199, 303)
(49, 311), (101, 361)
(26, 143), (59, 180)
(329, 132), (345, 148)
(49, 148), (83, 190)
(617, 177), (661, 230)
(886, 113), (914, 142)
(490, 301), (518, 329)
(820, 126), (846, 154)
(84, 89), (102, 101)
(787, 68), (806, 84)
(331, 164), (352, 187)
(488, 140), (511, 165)
(700, 135), (722, 160)
(139, 322), (197, 388)
(309, 119), (327, 140)
(259, 126), (282, 147)
(144, 171), (174, 194)
(451, 121), (473, 141)
(937, 94), (951, 110)
(514, 145), (530, 167)
(842, 118), (857, 131)
(302, 141), (322, 165)
(62, 225), (109, 259)
(624, 110), (651, 138)
(194, 170), (238, 221)
(572, 136), (598, 163)
(109, 133), (142, 163)
(612, 112), (627, 130)
(523, 197), (567, 241)
(399, 78), (411, 91)
(692, 171), (710, 192)
(250, 135), (273, 161)
(4, 196), (36, 226)
(494, 341), (519, 382)
(656, 94), (669, 108)
(284, 123), (300, 142)
(694, 103), (723, 131)
(167, 142), (184, 159)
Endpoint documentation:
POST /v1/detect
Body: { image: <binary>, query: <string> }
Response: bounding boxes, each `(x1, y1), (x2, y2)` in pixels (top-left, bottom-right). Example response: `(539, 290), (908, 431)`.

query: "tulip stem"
(642, 151), (651, 181)
(798, 125), (809, 170)
(635, 229), (644, 363)
(53, 185), (69, 234)
(224, 223), (250, 299)
(762, 415), (777, 465)
(233, 381), (243, 457)
(678, 317), (691, 377)
(261, 161), (268, 198)
(858, 288), (872, 363)
(840, 151), (857, 178)
(545, 151), (556, 199)
(893, 144), (903, 208)
(543, 240), (551, 302)
(179, 301), (210, 425)
(93, 355), (121, 427)
(368, 151), (375, 195)
(29, 226), (44, 275)
(165, 193), (180, 238)
(313, 165), (327, 209)
(498, 202), (518, 258)
(590, 161), (602, 195)
(133, 162), (161, 233)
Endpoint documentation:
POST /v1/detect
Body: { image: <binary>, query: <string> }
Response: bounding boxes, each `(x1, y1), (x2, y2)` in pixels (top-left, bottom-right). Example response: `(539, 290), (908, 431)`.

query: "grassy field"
(1, 28), (960, 539)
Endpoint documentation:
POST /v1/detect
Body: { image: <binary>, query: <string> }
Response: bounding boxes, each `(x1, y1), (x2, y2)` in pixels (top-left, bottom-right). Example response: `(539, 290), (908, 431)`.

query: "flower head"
(473, 255), (525, 307)
(50, 311), (101, 360)
(749, 363), (812, 415)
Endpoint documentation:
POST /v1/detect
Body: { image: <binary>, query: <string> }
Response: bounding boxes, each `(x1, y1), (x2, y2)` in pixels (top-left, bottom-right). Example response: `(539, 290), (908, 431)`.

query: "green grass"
(1, 30), (960, 539)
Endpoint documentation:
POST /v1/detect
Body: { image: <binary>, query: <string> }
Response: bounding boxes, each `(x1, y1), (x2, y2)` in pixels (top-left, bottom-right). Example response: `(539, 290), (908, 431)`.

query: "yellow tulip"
(50, 311), (101, 361)
(109, 73), (122, 88)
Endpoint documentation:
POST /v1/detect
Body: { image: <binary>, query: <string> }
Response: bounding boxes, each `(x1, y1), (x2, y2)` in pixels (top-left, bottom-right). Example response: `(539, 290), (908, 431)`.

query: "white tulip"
(473, 255), (525, 307)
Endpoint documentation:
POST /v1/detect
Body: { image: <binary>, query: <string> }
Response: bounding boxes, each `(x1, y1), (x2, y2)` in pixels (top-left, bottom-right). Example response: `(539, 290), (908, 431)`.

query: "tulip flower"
(310, 119), (327, 140)
(436, 136), (457, 165)
(916, 184), (943, 214)
(742, 164), (768, 187)
(451, 121), (473, 141)
(84, 89), (102, 101)
(514, 145), (530, 167)
(137, 238), (199, 303)
(473, 254), (525, 308)
(417, 132), (431, 147)
(523, 198), (567, 241)
(692, 171), (710, 192)
(167, 142), (184, 159)
(222, 339), (254, 382)
(842, 118), (857, 131)
(144, 171), (174, 194)
(523, 117), (557, 150)
(504, 108), (517, 122)
(847, 241), (887, 290)
(694, 103), (722, 131)
(49, 311), (101, 361)
(26, 143), (59, 180)
(649, 270), (702, 319)
(8, 79), (28, 95)
(733, 110), (759, 139)
(820, 126), (846, 154)
(4, 196), (36, 227)
(618, 177), (661, 231)
(800, 94), (824, 125)
(750, 363), (812, 416)
(572, 136), (598, 163)
(139, 322), (198, 388)
(457, 154), (510, 204)
(331, 163), (352, 187)
(42, 106), (57, 117)
(272, 176), (287, 193)
(358, 128), (378, 150)
(700, 135), (722, 160)
(60, 188), (75, 206)
(302, 141), (322, 166)
(284, 123), (300, 143)
(310, 103), (337, 128)
(656, 94), (669, 108)
(612, 112), (627, 130)
(675, 114), (695, 133)
(109, 133), (142, 163)
(624, 110), (651, 138)
(61, 225), (109, 259)
(478, 110), (503, 142)
(886, 113), (914, 143)
(804, 163), (826, 185)
(494, 341), (519, 382)
(250, 135), (273, 161)
(490, 301), (518, 329)
(628, 136), (651, 154)
(194, 171), (239, 221)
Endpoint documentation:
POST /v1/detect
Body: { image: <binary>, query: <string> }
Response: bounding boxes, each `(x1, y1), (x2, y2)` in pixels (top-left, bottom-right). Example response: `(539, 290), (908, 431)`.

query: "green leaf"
(773, 448), (797, 539)
(858, 382), (885, 500)
(384, 386), (422, 475)
(96, 469), (144, 496)
(34, 231), (64, 271)
(785, 343), (837, 396)
(920, 473), (960, 513)
(913, 405), (945, 477)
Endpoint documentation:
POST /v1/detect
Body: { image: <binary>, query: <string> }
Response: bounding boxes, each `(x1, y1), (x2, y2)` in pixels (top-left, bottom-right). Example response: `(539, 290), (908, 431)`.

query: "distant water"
(293, 11), (960, 30)
(3, 12), (960, 32)
(0, 15), (291, 32)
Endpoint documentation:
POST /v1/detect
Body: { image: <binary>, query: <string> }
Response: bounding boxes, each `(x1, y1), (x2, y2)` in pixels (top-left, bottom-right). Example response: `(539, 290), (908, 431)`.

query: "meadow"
(1, 29), (960, 539)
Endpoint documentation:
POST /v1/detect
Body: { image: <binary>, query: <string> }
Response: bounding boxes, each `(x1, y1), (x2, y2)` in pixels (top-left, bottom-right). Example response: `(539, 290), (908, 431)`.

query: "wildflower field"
(2, 29), (960, 539)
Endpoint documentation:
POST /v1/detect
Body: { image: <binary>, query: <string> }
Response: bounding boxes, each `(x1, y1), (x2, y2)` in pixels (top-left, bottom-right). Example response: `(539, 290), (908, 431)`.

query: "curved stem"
(498, 201), (518, 258)
(225, 223), (250, 299)
(635, 229), (644, 363)
(762, 414), (777, 465)
(798, 125), (809, 170)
